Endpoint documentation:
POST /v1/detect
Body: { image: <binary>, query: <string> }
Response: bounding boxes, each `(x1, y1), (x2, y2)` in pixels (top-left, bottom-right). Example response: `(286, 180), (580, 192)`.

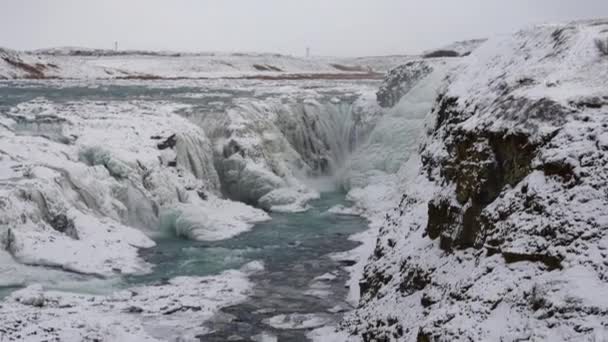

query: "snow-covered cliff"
(337, 18), (608, 341)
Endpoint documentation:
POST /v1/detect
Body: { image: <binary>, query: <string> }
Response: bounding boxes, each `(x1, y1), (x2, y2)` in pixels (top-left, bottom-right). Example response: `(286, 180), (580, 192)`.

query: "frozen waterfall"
(201, 67), (448, 211)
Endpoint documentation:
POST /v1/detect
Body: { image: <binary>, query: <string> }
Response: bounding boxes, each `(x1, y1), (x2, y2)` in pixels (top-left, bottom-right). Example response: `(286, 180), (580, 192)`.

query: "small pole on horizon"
(306, 47), (310, 58)
(114, 41), (118, 51)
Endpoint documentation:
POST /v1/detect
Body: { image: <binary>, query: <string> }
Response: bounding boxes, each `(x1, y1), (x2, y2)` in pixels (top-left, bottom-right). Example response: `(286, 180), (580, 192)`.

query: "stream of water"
(128, 191), (366, 341)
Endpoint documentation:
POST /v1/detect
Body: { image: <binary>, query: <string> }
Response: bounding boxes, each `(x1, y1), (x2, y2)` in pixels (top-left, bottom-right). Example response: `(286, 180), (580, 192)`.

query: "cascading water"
(274, 99), (379, 174)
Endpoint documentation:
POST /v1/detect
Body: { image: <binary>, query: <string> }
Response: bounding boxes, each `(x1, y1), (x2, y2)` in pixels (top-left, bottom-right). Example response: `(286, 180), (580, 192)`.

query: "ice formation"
(0, 98), (269, 281)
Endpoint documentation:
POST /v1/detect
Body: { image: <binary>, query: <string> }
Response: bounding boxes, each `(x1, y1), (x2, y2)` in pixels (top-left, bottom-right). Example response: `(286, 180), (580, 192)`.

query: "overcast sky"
(1, 0), (607, 56)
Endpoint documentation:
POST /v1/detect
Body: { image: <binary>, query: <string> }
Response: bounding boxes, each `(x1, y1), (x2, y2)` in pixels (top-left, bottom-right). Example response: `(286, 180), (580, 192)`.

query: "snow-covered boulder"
(341, 18), (608, 341)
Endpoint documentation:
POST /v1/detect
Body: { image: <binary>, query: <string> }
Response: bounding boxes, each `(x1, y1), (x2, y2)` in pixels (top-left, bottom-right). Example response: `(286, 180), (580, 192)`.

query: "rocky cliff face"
(376, 61), (434, 108)
(341, 19), (608, 341)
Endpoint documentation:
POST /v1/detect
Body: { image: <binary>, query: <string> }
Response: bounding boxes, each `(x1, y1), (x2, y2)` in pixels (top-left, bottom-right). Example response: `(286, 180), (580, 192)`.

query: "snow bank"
(0, 261), (261, 341)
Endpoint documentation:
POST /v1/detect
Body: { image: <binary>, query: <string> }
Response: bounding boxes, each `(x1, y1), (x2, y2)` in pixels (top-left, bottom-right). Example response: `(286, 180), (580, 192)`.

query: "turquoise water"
(128, 191), (367, 340)
(127, 192), (363, 283)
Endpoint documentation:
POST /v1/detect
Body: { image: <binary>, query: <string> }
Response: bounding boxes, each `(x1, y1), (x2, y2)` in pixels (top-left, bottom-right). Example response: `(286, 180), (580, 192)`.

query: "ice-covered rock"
(340, 18), (608, 341)
(258, 187), (320, 213)
(0, 98), (265, 279)
(161, 194), (270, 241)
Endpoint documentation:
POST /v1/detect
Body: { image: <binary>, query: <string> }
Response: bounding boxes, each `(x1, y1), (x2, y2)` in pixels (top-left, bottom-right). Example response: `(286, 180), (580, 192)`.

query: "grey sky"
(1, 0), (607, 57)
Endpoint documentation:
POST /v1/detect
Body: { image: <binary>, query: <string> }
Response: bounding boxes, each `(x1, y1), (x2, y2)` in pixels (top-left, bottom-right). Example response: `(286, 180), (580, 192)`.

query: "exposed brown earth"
(2, 57), (48, 79)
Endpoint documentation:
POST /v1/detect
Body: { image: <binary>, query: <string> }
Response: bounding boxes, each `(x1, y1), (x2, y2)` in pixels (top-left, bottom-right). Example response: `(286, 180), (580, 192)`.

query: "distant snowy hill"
(0, 47), (420, 80)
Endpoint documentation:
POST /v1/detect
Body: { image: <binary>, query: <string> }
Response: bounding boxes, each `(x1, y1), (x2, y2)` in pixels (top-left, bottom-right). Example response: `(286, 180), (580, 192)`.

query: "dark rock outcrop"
(376, 61), (433, 108)
(157, 134), (177, 150)
(422, 50), (460, 58)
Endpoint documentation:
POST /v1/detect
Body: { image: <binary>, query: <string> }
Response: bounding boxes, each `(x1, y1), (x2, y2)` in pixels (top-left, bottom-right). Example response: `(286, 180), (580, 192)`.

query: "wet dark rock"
(502, 250), (563, 270)
(49, 214), (79, 240)
(125, 306), (144, 314)
(425, 123), (544, 251)
(595, 37), (608, 56)
(252, 64), (283, 72)
(223, 140), (245, 158)
(197, 190), (208, 200)
(157, 134), (177, 150)
(162, 305), (202, 315)
(423, 50), (460, 58)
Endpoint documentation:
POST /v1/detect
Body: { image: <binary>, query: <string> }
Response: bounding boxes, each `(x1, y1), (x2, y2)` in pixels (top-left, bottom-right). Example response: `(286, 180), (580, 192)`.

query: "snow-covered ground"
(0, 48), (414, 80)
(0, 261), (261, 341)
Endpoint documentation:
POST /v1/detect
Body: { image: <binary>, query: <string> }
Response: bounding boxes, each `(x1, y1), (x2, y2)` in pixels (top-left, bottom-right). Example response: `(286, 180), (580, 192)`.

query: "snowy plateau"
(0, 18), (607, 342)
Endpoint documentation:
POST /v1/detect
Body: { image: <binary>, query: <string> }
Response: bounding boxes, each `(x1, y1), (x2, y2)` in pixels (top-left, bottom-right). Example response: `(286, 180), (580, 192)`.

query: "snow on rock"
(258, 187), (320, 213)
(162, 195), (270, 241)
(0, 48), (55, 79)
(0, 262), (259, 341)
(421, 38), (487, 58)
(339, 18), (608, 341)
